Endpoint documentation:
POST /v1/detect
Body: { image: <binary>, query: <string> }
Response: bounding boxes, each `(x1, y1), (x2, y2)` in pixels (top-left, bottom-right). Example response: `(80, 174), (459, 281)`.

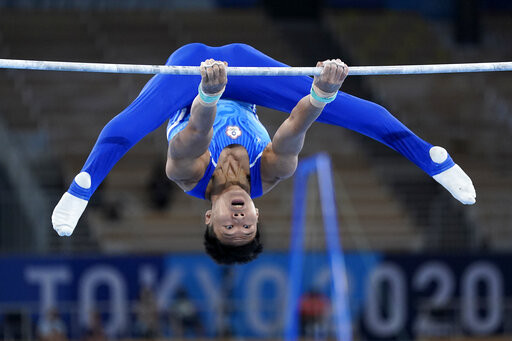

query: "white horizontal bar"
(0, 58), (511, 76)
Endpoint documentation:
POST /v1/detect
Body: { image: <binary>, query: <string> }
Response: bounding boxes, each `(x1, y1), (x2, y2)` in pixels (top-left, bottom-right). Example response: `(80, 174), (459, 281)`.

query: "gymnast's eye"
(243, 225), (250, 229)
(225, 225), (233, 230)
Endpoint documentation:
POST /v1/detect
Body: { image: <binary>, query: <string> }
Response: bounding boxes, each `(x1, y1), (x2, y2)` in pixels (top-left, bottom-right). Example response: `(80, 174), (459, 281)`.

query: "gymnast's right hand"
(313, 59), (349, 94)
(199, 58), (228, 95)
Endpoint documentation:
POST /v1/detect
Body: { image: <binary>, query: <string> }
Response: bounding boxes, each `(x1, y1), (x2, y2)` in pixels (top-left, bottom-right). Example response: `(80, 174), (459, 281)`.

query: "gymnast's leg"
(52, 47), (210, 236)
(198, 43), (475, 205)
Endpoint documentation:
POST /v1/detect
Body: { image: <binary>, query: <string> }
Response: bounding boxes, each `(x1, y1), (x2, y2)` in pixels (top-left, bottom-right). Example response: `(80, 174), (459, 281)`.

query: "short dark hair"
(203, 224), (263, 265)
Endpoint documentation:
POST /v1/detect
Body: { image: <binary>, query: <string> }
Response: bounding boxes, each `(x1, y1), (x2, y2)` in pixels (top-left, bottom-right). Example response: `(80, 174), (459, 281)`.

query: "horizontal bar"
(0, 58), (511, 76)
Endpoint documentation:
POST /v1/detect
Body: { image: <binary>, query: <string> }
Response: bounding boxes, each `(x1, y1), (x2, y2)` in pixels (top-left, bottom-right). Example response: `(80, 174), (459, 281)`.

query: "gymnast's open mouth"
(231, 199), (245, 208)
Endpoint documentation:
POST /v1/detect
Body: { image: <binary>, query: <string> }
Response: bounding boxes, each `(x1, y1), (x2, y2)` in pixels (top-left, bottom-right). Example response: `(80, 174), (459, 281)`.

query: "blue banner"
(1, 253), (511, 339)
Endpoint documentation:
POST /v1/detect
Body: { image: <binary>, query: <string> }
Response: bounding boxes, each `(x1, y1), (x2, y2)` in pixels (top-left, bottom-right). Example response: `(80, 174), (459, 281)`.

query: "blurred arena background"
(0, 0), (511, 340)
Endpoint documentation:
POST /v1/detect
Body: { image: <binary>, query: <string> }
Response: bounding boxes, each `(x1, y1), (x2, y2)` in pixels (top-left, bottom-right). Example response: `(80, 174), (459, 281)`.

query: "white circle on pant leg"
(75, 172), (91, 189)
(429, 146), (448, 164)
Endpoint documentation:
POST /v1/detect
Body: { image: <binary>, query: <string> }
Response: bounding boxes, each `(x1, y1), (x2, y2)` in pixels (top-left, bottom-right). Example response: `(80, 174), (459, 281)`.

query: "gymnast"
(52, 43), (476, 264)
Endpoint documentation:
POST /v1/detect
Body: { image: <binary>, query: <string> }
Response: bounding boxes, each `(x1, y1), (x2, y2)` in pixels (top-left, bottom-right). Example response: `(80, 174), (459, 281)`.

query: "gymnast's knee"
(373, 102), (392, 115)
(365, 101), (395, 122)
(99, 121), (137, 148)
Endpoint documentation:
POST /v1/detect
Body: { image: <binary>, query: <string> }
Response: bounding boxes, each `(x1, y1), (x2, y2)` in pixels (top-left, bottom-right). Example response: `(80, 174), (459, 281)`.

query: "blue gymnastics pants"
(68, 43), (454, 200)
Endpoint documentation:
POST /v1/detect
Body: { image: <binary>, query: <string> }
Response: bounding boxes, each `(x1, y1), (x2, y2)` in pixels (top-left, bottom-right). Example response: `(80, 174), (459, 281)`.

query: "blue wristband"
(198, 83), (223, 103)
(310, 86), (337, 103)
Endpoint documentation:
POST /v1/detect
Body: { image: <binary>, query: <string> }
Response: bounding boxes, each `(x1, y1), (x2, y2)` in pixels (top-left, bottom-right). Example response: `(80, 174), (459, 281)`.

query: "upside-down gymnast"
(52, 43), (476, 264)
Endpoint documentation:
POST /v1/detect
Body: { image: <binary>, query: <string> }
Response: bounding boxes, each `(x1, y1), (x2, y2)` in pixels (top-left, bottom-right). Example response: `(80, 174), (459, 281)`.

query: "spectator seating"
(326, 10), (512, 250)
(0, 9), (461, 253)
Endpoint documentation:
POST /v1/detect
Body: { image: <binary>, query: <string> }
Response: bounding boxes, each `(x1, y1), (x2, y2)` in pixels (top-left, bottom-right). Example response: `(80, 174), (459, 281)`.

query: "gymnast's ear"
(205, 210), (212, 225)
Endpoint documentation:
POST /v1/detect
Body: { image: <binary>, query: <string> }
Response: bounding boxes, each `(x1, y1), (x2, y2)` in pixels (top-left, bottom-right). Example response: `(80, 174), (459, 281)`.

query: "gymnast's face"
(205, 186), (259, 246)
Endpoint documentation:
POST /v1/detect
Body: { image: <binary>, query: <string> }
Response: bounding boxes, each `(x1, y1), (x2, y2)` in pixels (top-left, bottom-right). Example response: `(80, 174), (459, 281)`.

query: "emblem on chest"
(225, 125), (242, 140)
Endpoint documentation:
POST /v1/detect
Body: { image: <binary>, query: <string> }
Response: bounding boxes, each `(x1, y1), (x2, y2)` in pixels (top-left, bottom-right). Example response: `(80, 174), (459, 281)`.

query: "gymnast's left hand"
(314, 59), (349, 94)
(200, 58), (228, 95)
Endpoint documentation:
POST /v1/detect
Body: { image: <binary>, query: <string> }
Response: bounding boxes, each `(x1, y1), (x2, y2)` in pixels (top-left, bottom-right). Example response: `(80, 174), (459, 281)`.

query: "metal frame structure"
(285, 153), (352, 341)
(0, 58), (511, 76)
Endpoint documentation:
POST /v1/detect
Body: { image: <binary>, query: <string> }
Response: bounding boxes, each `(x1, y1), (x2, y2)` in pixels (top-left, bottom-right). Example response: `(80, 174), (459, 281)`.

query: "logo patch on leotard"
(226, 126), (242, 140)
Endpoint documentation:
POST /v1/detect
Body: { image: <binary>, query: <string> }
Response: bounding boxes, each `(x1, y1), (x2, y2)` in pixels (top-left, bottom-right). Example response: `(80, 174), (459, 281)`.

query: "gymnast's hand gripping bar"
(0, 58), (511, 76)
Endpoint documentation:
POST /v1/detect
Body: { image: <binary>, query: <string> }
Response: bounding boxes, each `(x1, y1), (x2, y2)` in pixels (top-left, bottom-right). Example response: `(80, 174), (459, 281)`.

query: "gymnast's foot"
(433, 164), (476, 205)
(52, 192), (88, 236)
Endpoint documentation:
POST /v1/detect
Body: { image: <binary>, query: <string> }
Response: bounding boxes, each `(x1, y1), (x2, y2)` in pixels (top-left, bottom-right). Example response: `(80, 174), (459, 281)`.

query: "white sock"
(52, 172), (91, 236)
(433, 164), (476, 205)
(52, 192), (88, 236)
(428, 146), (476, 205)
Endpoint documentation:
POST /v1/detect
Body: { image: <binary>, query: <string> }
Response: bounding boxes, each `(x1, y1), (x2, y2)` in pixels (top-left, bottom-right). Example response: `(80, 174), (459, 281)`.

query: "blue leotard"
(67, 43), (454, 201)
(167, 99), (271, 199)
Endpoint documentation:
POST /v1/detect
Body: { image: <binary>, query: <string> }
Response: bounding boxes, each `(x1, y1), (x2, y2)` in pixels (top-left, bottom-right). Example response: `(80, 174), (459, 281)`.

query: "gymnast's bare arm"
(166, 59), (227, 191)
(261, 60), (349, 192)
